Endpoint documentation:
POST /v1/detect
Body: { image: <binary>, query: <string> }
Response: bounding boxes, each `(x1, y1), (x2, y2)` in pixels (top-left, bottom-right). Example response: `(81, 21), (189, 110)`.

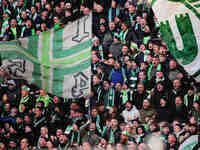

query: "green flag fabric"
(151, 0), (200, 81)
(0, 14), (92, 98)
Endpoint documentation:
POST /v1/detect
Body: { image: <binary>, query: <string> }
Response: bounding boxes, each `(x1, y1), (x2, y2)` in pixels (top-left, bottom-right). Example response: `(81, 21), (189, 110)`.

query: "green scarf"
(184, 94), (198, 106)
(70, 131), (80, 145)
(95, 115), (102, 133)
(0, 19), (9, 37)
(120, 29), (128, 44)
(121, 89), (129, 104)
(36, 95), (51, 107)
(147, 63), (161, 80)
(104, 87), (115, 109)
(109, 128), (117, 144)
(19, 96), (30, 112)
(11, 27), (17, 39)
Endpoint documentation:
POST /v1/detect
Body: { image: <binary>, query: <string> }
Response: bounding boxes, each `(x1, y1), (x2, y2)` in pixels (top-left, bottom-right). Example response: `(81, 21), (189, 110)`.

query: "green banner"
(151, 0), (200, 81)
(0, 14), (92, 98)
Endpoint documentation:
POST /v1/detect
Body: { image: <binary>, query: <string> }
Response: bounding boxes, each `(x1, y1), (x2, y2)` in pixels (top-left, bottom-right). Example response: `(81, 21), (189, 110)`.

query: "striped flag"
(0, 14), (92, 98)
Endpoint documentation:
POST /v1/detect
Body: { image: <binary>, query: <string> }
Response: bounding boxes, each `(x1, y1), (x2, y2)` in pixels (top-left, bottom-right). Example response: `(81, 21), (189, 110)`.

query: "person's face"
(89, 123), (96, 131)
(125, 102), (132, 111)
(114, 62), (120, 69)
(21, 11), (27, 19)
(173, 80), (181, 89)
(168, 134), (176, 144)
(54, 17), (60, 24)
(139, 44), (146, 51)
(156, 71), (164, 79)
(5, 103), (10, 111)
(20, 139), (28, 149)
(26, 20), (32, 28)
(41, 23), (47, 31)
(189, 125), (197, 134)
(2, 94), (8, 103)
(125, 125), (132, 133)
(31, 7), (36, 14)
(127, 141), (137, 150)
(122, 46), (129, 54)
(56, 129), (63, 138)
(41, 11), (48, 20)
(92, 54), (99, 64)
(115, 83), (122, 91)
(116, 143), (124, 150)
(24, 115), (31, 124)
(189, 116), (197, 124)
(91, 109), (98, 117)
(153, 44), (159, 52)
(103, 81), (110, 90)
(121, 23), (127, 31)
(175, 97), (182, 106)
(137, 127), (143, 134)
(82, 142), (91, 150)
(100, 25), (106, 32)
(169, 60), (177, 69)
(9, 141), (17, 148)
(157, 83), (164, 92)
(18, 0), (24, 6)
(137, 84), (144, 93)
(11, 108), (18, 116)
(140, 19), (146, 27)
(139, 72), (146, 80)
(143, 100), (150, 109)
(40, 90), (46, 97)
(39, 138), (47, 147)
(111, 0), (117, 8)
(10, 19), (17, 28)
(92, 75), (100, 85)
(152, 57), (159, 66)
(162, 127), (170, 135)
(34, 108), (41, 117)
(173, 125), (181, 133)
(128, 4), (136, 14)
(160, 99), (166, 107)
(59, 134), (68, 144)
(111, 119), (118, 127)
(193, 102), (200, 111)
(109, 22), (115, 31)
(41, 127), (48, 135)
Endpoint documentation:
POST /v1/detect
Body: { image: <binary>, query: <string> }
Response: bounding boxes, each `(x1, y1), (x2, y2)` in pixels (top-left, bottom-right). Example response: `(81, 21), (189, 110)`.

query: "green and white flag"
(151, 0), (200, 81)
(0, 14), (92, 98)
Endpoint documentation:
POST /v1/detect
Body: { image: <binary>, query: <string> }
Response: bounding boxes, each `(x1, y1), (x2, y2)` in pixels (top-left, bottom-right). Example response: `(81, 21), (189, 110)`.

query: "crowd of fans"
(0, 0), (92, 41)
(0, 0), (200, 150)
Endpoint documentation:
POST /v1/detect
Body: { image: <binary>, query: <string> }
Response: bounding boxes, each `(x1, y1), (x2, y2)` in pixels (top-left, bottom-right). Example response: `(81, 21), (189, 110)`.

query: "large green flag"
(0, 14), (92, 98)
(151, 0), (200, 81)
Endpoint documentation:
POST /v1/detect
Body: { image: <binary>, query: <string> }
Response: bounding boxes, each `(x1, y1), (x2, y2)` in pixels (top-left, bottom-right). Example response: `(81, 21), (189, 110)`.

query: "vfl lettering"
(6, 59), (26, 78)
(72, 15), (90, 43)
(71, 72), (89, 97)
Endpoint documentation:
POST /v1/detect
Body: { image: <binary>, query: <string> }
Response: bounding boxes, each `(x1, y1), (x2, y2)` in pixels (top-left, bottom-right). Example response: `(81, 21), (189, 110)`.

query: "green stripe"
(150, 0), (157, 7)
(52, 58), (90, 96)
(194, 3), (200, 7)
(41, 31), (51, 91)
(0, 44), (40, 63)
(193, 69), (200, 77)
(52, 27), (92, 59)
(188, 0), (199, 3)
(50, 49), (90, 65)
(27, 34), (39, 58)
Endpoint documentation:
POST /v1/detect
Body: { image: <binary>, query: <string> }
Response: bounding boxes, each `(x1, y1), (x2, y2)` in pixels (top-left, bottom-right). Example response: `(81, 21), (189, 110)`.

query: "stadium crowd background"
(0, 0), (200, 150)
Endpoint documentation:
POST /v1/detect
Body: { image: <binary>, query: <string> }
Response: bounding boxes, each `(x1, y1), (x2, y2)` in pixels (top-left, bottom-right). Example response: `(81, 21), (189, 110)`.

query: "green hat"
(22, 85), (30, 91)
(121, 131), (129, 136)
